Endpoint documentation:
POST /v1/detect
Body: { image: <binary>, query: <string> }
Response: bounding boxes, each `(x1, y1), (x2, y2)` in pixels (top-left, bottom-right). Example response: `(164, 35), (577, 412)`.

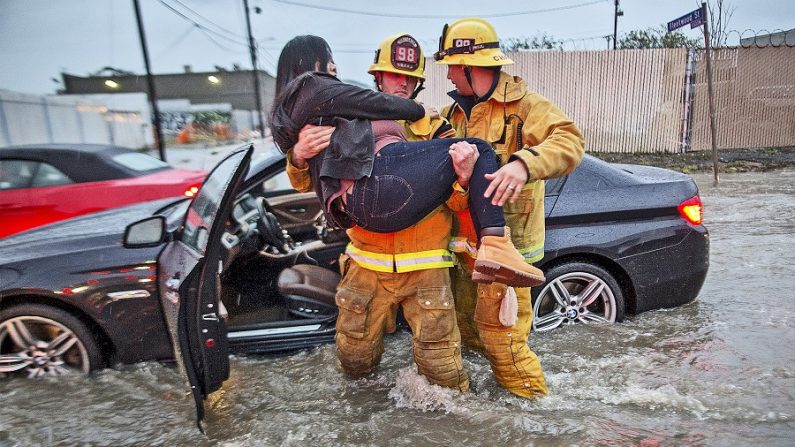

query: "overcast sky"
(1, 0), (793, 95)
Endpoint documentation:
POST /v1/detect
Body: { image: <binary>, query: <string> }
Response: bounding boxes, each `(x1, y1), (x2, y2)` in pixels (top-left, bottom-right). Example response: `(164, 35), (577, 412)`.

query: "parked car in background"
(0, 144), (708, 421)
(0, 143), (207, 238)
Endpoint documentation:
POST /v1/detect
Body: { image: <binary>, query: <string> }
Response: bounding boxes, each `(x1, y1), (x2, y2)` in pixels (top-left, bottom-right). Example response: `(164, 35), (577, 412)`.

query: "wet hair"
(274, 35), (334, 100)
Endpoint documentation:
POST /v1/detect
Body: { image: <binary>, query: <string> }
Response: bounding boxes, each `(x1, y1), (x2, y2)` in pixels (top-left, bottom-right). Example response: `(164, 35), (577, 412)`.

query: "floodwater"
(2, 170), (794, 446)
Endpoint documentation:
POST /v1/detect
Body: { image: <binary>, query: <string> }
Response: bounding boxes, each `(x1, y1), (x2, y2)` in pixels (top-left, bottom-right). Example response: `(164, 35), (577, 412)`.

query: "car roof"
(0, 143), (168, 182)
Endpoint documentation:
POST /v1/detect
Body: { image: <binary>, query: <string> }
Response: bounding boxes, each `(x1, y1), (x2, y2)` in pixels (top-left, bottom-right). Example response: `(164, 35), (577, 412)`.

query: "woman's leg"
(459, 138), (505, 238)
(345, 137), (505, 234)
(345, 137), (545, 287)
(345, 138), (458, 232)
(453, 140), (545, 288)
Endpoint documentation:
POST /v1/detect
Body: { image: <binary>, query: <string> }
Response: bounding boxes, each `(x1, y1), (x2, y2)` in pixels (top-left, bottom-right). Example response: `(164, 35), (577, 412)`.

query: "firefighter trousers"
(334, 260), (469, 391)
(452, 264), (547, 398)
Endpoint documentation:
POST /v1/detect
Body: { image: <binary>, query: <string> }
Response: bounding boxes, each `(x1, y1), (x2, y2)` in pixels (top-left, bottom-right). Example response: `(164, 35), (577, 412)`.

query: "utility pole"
(243, 0), (266, 139)
(132, 0), (166, 161)
(613, 0), (623, 50)
(701, 1), (720, 185)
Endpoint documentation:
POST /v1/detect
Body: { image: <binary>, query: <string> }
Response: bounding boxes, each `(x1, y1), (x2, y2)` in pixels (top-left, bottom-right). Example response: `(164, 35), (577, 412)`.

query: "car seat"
(276, 264), (339, 319)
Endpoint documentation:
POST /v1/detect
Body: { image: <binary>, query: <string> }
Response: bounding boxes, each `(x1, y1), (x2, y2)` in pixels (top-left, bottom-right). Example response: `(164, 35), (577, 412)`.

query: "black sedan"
(0, 145), (708, 396)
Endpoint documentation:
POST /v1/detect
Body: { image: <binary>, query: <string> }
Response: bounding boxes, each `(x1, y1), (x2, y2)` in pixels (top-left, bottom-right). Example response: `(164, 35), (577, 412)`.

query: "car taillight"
(184, 183), (201, 198)
(678, 195), (703, 225)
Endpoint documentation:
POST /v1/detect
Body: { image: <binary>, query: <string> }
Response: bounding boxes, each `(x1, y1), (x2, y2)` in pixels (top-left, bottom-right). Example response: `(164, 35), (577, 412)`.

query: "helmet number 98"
(396, 46), (416, 63)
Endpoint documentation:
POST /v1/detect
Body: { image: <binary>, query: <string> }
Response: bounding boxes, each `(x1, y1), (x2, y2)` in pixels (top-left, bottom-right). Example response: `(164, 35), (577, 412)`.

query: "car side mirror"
(124, 216), (166, 248)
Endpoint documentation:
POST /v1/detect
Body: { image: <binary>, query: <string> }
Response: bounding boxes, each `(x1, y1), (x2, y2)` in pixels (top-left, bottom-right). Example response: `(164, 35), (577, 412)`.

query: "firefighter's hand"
(484, 160), (529, 206)
(291, 124), (334, 169)
(449, 141), (479, 189)
(421, 104), (440, 119)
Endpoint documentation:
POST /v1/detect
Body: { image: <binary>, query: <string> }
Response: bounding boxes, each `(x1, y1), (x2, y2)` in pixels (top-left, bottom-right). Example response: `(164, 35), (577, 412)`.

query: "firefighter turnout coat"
(443, 71), (584, 399)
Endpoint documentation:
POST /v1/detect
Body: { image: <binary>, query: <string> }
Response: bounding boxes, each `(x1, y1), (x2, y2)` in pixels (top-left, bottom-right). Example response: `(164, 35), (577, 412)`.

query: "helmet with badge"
(369, 33), (426, 98)
(434, 17), (513, 67)
(369, 33), (426, 79)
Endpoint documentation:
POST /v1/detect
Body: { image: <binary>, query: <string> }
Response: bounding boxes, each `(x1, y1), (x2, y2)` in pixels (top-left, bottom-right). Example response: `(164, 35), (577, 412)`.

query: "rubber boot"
(473, 226), (545, 287)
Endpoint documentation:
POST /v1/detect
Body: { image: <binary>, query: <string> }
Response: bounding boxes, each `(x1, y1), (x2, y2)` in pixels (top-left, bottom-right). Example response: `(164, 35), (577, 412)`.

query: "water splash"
(388, 366), (471, 415)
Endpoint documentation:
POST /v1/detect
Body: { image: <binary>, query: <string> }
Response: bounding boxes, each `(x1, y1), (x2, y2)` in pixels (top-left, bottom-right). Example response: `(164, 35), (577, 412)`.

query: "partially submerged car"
(0, 144), (708, 423)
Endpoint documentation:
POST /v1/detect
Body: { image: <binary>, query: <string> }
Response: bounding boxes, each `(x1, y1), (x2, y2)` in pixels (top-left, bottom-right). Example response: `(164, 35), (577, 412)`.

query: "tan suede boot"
(472, 226), (546, 287)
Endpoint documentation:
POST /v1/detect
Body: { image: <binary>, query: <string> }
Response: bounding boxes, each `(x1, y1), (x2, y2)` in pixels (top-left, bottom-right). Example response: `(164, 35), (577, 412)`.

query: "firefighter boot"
(473, 226), (545, 288)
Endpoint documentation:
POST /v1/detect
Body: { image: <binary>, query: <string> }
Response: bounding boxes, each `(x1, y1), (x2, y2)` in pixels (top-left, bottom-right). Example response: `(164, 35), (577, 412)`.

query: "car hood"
(0, 197), (178, 265)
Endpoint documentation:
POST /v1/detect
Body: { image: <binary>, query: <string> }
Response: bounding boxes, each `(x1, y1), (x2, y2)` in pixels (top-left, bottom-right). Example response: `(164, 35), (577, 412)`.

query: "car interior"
(210, 166), (569, 348)
(215, 169), (347, 349)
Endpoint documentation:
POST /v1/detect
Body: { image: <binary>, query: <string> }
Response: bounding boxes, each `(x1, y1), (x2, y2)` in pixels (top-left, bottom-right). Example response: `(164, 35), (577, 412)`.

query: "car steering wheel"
(255, 197), (291, 254)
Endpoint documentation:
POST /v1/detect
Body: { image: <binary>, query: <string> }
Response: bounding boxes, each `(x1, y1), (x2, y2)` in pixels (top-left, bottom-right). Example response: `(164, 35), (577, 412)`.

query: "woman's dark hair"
(274, 35), (334, 100)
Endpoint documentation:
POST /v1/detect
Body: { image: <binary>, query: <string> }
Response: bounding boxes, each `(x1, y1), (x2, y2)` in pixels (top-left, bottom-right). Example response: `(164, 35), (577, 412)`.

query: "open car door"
(157, 145), (252, 428)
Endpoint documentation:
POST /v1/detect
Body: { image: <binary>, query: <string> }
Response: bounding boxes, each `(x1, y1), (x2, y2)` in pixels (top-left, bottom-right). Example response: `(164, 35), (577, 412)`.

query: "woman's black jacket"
(269, 72), (424, 227)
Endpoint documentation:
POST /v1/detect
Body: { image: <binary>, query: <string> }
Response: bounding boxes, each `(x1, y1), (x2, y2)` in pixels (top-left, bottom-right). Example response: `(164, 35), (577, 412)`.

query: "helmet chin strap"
(409, 80), (425, 100)
(463, 66), (479, 101)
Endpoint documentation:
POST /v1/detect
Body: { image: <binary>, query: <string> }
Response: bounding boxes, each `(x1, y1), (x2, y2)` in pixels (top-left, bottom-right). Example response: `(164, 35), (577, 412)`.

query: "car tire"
(531, 261), (625, 333)
(0, 304), (104, 377)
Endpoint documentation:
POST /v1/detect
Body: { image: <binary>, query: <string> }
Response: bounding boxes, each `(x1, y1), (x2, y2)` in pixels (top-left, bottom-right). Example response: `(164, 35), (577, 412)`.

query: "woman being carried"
(269, 35), (543, 288)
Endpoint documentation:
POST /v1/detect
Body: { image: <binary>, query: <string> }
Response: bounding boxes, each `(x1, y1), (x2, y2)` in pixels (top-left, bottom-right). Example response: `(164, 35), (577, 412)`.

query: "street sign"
(667, 8), (703, 32)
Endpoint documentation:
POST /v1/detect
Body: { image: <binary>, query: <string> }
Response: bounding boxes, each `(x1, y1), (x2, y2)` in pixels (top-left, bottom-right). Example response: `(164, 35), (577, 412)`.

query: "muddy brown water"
(2, 170), (794, 446)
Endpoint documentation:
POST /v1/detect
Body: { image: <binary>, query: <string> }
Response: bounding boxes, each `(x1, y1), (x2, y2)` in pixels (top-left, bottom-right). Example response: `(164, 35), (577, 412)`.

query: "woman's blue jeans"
(345, 137), (505, 235)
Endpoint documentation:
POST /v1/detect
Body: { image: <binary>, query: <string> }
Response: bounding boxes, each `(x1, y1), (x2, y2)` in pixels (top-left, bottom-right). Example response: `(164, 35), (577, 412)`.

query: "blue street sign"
(667, 8), (703, 32)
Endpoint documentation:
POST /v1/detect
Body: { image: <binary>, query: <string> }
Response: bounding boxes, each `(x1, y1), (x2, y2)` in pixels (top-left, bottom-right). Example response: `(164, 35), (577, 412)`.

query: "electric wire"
(156, 0), (248, 48)
(155, 24), (197, 59)
(168, 0), (246, 41)
(270, 0), (607, 19)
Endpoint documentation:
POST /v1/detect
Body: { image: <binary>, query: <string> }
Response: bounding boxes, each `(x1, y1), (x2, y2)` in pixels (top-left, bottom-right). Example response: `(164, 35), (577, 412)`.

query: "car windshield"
(111, 152), (171, 173)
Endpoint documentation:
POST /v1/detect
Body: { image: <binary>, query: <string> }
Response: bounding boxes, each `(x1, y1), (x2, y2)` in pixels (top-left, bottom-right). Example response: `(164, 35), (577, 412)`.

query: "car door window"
(31, 162), (73, 187)
(180, 154), (241, 254)
(0, 159), (38, 190)
(262, 170), (295, 194)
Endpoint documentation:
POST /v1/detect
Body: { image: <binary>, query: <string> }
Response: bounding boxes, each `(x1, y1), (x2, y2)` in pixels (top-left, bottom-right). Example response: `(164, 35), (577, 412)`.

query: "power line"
(198, 27), (248, 53)
(155, 24), (196, 59)
(156, 0), (248, 47)
(167, 0), (246, 41)
(270, 0), (607, 19)
(257, 46), (278, 69)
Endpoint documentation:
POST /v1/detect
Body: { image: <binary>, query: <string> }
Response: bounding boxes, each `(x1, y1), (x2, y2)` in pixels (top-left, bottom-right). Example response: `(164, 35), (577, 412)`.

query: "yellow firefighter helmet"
(368, 34), (426, 80)
(434, 18), (513, 66)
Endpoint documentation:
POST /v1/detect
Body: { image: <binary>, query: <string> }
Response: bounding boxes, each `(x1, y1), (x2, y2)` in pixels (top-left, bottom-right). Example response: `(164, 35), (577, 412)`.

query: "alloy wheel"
(0, 316), (91, 377)
(532, 271), (618, 333)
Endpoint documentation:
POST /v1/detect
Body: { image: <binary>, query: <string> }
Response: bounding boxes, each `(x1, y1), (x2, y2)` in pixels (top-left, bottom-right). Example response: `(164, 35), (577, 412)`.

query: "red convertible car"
(0, 144), (206, 238)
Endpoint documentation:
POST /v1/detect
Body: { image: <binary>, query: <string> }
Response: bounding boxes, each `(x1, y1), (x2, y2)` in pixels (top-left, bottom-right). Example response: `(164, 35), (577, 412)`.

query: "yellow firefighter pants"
(334, 260), (470, 392)
(452, 264), (548, 399)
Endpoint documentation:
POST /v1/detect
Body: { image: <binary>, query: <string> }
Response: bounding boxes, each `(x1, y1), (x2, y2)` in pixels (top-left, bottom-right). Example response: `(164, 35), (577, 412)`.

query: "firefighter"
(285, 33), (474, 391)
(434, 18), (585, 399)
